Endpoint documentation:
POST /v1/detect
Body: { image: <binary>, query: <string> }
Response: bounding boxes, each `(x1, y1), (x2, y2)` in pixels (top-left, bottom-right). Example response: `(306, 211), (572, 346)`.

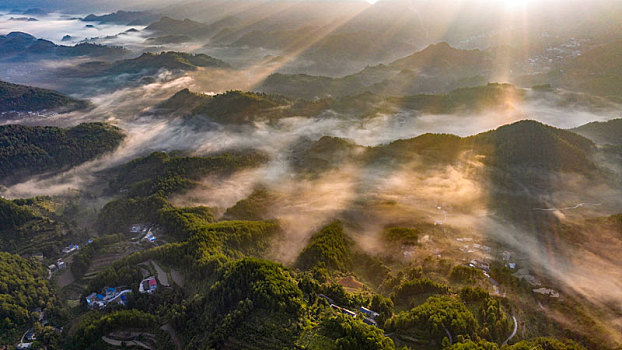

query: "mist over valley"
(1, 1), (622, 349)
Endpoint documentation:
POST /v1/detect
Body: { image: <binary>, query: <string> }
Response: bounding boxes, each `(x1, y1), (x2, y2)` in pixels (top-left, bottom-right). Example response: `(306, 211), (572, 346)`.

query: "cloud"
(0, 11), (145, 45)
(1, 8), (622, 344)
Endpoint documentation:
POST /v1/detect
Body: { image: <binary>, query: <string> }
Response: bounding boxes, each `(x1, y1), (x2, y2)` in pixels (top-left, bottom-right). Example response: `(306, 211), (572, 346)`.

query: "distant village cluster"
(82, 223), (162, 311)
(454, 236), (559, 299)
(84, 277), (158, 310)
(527, 36), (588, 71)
(16, 223), (162, 349)
(404, 232), (560, 300)
(46, 244), (79, 275)
(0, 110), (59, 118)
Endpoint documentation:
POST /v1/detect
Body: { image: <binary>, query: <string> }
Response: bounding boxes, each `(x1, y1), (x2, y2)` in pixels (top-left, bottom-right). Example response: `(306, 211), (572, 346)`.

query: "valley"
(0, 1), (621, 349)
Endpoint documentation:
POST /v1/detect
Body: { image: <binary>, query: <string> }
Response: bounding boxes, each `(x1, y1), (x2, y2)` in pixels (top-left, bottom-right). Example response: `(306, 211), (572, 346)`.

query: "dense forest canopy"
(1, 1), (621, 349)
(0, 252), (60, 343)
(0, 80), (87, 112)
(0, 122), (124, 182)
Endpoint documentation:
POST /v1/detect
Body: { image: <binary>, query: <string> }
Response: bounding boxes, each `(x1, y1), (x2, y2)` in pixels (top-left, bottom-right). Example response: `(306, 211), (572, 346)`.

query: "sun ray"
(239, 5), (372, 90)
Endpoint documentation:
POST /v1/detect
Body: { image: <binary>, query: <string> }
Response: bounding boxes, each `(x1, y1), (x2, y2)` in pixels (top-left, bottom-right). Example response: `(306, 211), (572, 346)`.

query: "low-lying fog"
(2, 4), (622, 345)
(1, 69), (619, 200)
(0, 11), (145, 45)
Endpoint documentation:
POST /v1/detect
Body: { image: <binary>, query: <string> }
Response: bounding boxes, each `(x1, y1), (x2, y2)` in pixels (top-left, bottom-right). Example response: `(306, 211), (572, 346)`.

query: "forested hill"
(257, 42), (495, 98)
(63, 51), (231, 81)
(0, 80), (88, 113)
(82, 10), (161, 25)
(0, 122), (125, 182)
(0, 32), (128, 60)
(0, 251), (60, 344)
(103, 51), (230, 76)
(468, 120), (597, 173)
(156, 84), (526, 125)
(571, 118), (622, 145)
(363, 120), (597, 174)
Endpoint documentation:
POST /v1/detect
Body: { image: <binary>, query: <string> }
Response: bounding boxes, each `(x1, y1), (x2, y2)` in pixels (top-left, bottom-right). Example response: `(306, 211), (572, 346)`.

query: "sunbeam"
(1, 0), (621, 349)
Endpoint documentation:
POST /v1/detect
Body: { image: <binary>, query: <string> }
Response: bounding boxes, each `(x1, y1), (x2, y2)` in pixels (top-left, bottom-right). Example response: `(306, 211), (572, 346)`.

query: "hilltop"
(154, 88), (207, 115)
(105, 51), (229, 75)
(571, 118), (622, 145)
(469, 120), (596, 173)
(82, 10), (161, 25)
(144, 16), (243, 43)
(156, 89), (292, 124)
(65, 51), (230, 80)
(290, 120), (602, 229)
(145, 17), (207, 36)
(158, 83), (525, 126)
(390, 42), (492, 75)
(260, 38), (622, 99)
(190, 91), (288, 124)
(0, 122), (124, 183)
(0, 32), (128, 60)
(258, 42), (497, 98)
(0, 80), (88, 113)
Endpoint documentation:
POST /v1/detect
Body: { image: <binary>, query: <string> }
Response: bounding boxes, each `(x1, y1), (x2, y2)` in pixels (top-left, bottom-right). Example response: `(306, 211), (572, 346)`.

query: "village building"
(330, 304), (357, 318)
(139, 276), (158, 294)
(61, 244), (79, 255)
(85, 286), (132, 309)
(469, 259), (490, 271)
(359, 306), (380, 318)
(143, 229), (156, 242)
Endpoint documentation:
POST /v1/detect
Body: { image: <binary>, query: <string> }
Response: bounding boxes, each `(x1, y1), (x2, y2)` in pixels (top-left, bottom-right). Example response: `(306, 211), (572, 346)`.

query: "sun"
(498, 0), (532, 7)
(365, 0), (531, 5)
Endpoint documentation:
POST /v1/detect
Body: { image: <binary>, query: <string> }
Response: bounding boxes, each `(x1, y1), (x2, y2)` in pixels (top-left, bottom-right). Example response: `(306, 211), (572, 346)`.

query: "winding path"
(18, 328), (33, 348)
(102, 336), (153, 350)
(532, 202), (601, 211)
(502, 316), (518, 346)
(161, 324), (183, 350)
(443, 326), (453, 345)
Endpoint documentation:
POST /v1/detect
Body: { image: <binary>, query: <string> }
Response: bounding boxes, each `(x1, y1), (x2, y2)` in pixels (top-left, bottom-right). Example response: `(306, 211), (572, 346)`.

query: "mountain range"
(259, 40), (622, 99)
(0, 32), (129, 60)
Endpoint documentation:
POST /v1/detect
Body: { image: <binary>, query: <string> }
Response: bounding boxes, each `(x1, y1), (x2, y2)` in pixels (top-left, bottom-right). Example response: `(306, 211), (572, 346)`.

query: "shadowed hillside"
(0, 122), (124, 182)
(0, 80), (88, 113)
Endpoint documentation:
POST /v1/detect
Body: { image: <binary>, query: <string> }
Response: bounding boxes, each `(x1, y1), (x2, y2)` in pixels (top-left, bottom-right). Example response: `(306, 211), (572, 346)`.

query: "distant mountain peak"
(390, 41), (487, 71)
(5, 31), (36, 40)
